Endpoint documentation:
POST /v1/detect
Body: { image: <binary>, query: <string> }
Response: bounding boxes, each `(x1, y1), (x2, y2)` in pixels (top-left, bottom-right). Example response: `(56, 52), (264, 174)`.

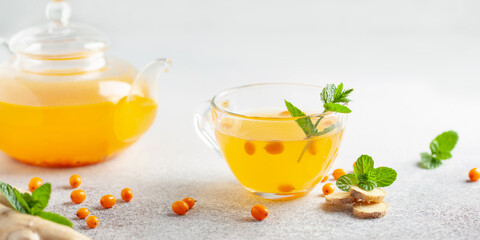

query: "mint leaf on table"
(30, 183), (51, 215)
(337, 154), (397, 191)
(36, 211), (73, 227)
(354, 155), (374, 176)
(0, 181), (72, 227)
(0, 182), (28, 213)
(358, 181), (377, 191)
(420, 131), (458, 169)
(336, 174), (358, 191)
(374, 167), (397, 187)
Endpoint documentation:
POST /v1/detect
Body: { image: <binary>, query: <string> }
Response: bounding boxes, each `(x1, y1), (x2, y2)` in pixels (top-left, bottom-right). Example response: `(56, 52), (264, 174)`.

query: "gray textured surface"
(1, 0), (480, 239)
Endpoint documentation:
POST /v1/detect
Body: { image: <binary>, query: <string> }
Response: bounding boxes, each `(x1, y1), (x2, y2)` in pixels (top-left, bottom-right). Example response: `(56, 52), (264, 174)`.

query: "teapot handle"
(0, 38), (12, 64)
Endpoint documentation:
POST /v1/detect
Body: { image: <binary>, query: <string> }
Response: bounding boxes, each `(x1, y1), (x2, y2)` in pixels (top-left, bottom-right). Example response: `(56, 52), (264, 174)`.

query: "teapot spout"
(127, 58), (172, 102)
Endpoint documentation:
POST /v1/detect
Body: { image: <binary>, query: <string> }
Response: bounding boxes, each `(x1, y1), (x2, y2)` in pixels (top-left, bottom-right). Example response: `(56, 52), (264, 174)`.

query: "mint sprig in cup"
(284, 83), (353, 162)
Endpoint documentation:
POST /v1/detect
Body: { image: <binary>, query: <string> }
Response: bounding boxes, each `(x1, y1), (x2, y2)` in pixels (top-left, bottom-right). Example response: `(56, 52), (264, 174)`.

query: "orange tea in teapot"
(0, 0), (170, 167)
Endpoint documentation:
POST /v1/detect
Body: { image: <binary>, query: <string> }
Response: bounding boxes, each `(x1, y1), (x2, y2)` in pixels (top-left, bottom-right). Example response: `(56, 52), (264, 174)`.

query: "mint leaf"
(284, 100), (316, 137)
(22, 192), (32, 204)
(315, 122), (338, 136)
(421, 152), (442, 169)
(14, 189), (31, 214)
(358, 181), (377, 191)
(366, 168), (377, 182)
(434, 152), (452, 160)
(320, 84), (336, 104)
(354, 155), (374, 176)
(374, 167), (397, 187)
(332, 83), (353, 103)
(336, 174), (358, 192)
(36, 211), (73, 227)
(0, 182), (27, 213)
(431, 131), (458, 154)
(30, 183), (51, 215)
(323, 103), (351, 113)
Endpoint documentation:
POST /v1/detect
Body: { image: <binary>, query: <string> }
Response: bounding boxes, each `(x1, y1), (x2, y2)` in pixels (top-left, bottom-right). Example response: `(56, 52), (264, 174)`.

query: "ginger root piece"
(349, 186), (385, 203)
(0, 204), (91, 240)
(325, 191), (356, 205)
(353, 201), (388, 219)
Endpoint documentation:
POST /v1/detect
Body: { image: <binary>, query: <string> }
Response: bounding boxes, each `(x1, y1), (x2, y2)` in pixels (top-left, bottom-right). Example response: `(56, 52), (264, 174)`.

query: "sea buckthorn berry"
(28, 177), (43, 192)
(69, 174), (82, 188)
(244, 141), (256, 155)
(172, 201), (189, 215)
(469, 168), (480, 182)
(308, 142), (317, 155)
(322, 183), (335, 195)
(100, 195), (117, 208)
(321, 175), (328, 182)
(278, 184), (295, 192)
(353, 162), (356, 169)
(332, 169), (347, 180)
(264, 142), (284, 154)
(70, 189), (86, 204)
(251, 204), (269, 221)
(182, 198), (196, 209)
(278, 111), (290, 117)
(76, 208), (89, 219)
(121, 188), (134, 202)
(86, 216), (99, 228)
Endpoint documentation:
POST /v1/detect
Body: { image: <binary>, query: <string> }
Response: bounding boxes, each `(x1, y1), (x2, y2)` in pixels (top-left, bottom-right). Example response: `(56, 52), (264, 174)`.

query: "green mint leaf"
(30, 183), (51, 215)
(434, 152), (452, 160)
(336, 174), (358, 192)
(14, 189), (31, 214)
(0, 182), (28, 213)
(320, 84), (336, 104)
(36, 211), (73, 228)
(357, 173), (369, 182)
(323, 103), (351, 113)
(421, 152), (442, 169)
(366, 169), (377, 182)
(374, 167), (397, 187)
(354, 154), (374, 176)
(358, 181), (377, 191)
(315, 122), (338, 136)
(333, 82), (343, 100)
(22, 192), (32, 204)
(284, 100), (316, 137)
(430, 131), (458, 154)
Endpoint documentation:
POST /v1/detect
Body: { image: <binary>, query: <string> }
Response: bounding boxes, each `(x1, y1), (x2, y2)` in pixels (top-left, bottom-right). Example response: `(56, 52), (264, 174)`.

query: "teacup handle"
(194, 100), (221, 155)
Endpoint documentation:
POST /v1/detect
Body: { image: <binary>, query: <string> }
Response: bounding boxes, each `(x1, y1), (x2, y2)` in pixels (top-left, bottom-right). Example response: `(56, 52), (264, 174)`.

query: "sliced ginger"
(325, 191), (356, 205)
(349, 186), (386, 203)
(353, 201), (388, 219)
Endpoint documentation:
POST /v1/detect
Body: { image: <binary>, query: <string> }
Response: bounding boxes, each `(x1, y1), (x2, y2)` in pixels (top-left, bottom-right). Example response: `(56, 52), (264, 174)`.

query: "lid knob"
(45, 0), (71, 25)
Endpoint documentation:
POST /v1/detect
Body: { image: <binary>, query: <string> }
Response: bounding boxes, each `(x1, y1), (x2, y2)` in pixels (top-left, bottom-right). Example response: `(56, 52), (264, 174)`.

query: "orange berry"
(322, 183), (335, 195)
(100, 194), (116, 208)
(182, 198), (196, 209)
(332, 169), (347, 180)
(70, 189), (86, 204)
(76, 208), (89, 219)
(264, 141), (284, 154)
(28, 177), (43, 192)
(69, 174), (82, 188)
(469, 168), (480, 182)
(353, 162), (356, 169)
(277, 184), (295, 192)
(121, 188), (133, 202)
(278, 111), (290, 117)
(86, 216), (99, 228)
(321, 175), (328, 182)
(244, 141), (256, 155)
(172, 201), (189, 215)
(251, 204), (269, 221)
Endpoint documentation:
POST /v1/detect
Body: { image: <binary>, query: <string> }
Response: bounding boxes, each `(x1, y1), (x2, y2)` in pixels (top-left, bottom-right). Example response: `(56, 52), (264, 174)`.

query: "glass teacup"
(195, 83), (348, 199)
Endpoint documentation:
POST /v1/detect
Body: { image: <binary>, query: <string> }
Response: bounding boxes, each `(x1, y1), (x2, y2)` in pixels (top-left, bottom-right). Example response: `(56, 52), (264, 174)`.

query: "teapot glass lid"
(9, 0), (108, 59)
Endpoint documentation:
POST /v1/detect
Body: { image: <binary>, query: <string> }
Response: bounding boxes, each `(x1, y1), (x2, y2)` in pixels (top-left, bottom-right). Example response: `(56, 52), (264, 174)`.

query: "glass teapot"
(0, 0), (171, 167)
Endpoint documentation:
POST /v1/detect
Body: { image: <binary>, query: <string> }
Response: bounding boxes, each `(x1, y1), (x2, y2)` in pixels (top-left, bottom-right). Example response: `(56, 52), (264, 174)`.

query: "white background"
(1, 1), (480, 239)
